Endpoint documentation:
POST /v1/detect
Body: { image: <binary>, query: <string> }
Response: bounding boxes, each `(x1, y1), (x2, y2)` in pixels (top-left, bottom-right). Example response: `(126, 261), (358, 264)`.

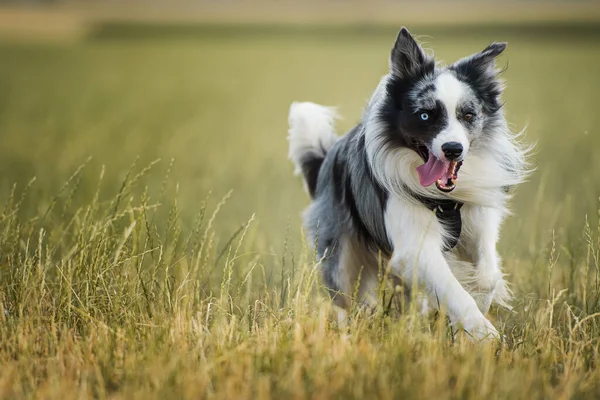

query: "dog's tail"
(288, 102), (339, 198)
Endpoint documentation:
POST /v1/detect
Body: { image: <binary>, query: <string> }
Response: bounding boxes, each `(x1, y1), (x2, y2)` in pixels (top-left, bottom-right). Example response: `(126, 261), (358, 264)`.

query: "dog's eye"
(419, 112), (430, 121)
(463, 113), (475, 122)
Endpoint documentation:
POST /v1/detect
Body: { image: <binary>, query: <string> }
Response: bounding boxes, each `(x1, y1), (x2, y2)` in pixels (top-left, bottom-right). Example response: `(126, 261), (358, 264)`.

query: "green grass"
(0, 24), (600, 398)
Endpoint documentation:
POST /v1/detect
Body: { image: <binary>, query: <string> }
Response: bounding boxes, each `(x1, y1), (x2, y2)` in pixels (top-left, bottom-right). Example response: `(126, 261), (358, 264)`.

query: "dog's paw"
(472, 291), (494, 315)
(472, 275), (513, 314)
(471, 278), (497, 314)
(471, 264), (513, 314)
(461, 315), (499, 342)
(491, 277), (513, 310)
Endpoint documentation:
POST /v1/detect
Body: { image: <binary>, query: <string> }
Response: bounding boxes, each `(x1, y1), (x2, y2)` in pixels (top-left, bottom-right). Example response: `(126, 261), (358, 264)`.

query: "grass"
(0, 23), (600, 398)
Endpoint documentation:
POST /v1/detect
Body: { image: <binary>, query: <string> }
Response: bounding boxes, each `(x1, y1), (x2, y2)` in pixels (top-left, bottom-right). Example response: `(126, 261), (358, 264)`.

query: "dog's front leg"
(386, 197), (498, 341)
(461, 205), (511, 314)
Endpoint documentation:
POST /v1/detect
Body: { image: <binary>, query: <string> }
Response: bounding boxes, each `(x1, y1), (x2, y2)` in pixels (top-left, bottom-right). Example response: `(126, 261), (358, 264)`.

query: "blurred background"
(0, 0), (599, 270)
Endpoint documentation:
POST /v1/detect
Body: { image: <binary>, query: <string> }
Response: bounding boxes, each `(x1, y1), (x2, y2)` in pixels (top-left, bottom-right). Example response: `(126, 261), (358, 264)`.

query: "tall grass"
(0, 160), (599, 399)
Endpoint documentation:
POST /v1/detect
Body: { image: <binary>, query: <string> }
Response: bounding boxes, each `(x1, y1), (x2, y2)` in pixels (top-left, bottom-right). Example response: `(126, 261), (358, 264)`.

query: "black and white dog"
(288, 28), (529, 340)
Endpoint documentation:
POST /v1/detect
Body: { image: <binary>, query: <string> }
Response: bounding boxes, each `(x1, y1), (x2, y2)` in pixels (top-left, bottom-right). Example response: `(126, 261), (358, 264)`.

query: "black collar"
(410, 192), (464, 251)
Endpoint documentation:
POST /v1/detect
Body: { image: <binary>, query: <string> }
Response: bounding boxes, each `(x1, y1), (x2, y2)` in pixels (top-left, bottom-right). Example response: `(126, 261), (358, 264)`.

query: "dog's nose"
(441, 142), (463, 161)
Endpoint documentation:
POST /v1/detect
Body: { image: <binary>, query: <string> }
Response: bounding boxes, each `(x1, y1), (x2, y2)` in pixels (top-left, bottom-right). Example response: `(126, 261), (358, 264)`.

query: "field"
(1, 21), (600, 399)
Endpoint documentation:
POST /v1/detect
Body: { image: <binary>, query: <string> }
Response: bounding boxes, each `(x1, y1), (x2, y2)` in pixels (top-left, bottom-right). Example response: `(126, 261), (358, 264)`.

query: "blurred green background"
(0, 1), (600, 273)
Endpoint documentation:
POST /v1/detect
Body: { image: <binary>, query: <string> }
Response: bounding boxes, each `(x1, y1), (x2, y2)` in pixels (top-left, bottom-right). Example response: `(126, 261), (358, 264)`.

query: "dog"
(287, 27), (530, 341)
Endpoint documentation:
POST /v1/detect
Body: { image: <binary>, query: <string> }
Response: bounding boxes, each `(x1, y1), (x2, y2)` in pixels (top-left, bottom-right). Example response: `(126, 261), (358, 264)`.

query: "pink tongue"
(416, 153), (450, 187)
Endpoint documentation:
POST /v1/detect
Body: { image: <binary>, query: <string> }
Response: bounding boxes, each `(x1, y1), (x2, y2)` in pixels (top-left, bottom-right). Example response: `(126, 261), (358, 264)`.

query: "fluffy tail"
(287, 102), (339, 198)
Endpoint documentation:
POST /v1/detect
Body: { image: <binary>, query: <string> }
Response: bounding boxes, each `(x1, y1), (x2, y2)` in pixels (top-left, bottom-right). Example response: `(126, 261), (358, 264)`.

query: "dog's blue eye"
(420, 112), (429, 121)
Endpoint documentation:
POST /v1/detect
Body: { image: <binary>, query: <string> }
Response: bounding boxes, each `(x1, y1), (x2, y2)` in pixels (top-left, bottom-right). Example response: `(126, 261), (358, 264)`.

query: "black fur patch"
(348, 134), (392, 255)
(451, 65), (503, 115)
(450, 43), (507, 115)
(379, 66), (450, 158)
(300, 153), (325, 198)
(313, 125), (392, 257)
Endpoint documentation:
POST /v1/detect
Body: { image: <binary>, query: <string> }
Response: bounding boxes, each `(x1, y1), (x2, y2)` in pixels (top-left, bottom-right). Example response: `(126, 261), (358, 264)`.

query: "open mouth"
(435, 161), (462, 192)
(416, 151), (463, 193)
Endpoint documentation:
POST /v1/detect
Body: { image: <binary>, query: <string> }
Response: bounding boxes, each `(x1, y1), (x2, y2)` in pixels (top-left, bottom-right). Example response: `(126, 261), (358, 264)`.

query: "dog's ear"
(453, 42), (507, 74)
(452, 43), (507, 114)
(389, 27), (429, 77)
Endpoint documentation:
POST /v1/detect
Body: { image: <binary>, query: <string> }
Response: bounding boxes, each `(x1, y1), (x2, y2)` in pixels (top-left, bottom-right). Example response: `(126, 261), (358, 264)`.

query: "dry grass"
(1, 162), (600, 399)
(0, 23), (600, 399)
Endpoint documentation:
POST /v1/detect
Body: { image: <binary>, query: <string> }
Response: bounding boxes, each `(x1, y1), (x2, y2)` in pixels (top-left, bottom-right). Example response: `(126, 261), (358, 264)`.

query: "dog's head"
(379, 28), (506, 193)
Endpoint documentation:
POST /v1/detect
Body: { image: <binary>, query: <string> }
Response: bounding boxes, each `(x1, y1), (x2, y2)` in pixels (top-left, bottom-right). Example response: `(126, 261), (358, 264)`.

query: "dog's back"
(288, 103), (393, 310)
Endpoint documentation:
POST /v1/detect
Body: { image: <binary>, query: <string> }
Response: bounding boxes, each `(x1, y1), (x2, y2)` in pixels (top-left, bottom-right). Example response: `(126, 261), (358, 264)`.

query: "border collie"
(287, 28), (530, 340)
